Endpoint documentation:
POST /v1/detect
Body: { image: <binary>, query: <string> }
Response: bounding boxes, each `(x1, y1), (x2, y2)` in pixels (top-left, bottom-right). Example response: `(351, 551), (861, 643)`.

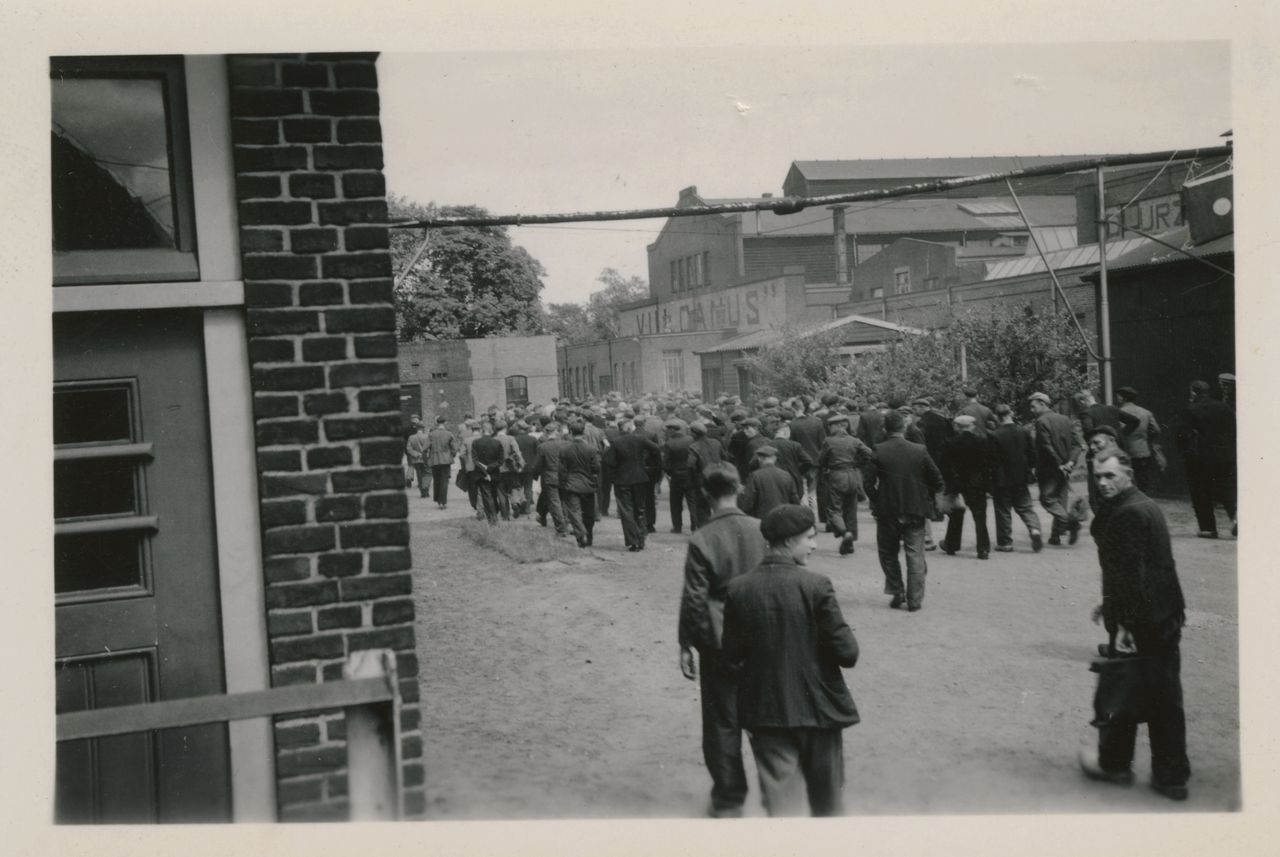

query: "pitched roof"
(695, 313), (926, 355)
(981, 235), (1151, 280)
(1100, 226), (1233, 274)
(737, 196), (1076, 237)
(789, 156), (1103, 182)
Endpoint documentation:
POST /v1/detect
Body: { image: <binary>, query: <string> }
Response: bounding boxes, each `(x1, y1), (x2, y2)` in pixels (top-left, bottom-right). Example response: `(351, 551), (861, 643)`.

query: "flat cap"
(689, 420), (708, 435)
(1115, 386), (1138, 400)
(827, 414), (850, 425)
(1028, 391), (1052, 405)
(730, 411), (747, 423)
(664, 418), (684, 429)
(435, 415), (448, 424)
(953, 415), (977, 427)
(911, 397), (931, 407)
(760, 504), (816, 543)
(754, 445), (778, 458)
(1218, 372), (1236, 382)
(762, 396), (780, 408)
(1086, 424), (1119, 441)
(742, 417), (762, 428)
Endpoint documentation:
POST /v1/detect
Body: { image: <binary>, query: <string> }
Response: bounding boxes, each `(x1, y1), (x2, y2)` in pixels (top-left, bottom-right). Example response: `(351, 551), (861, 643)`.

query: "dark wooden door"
(54, 309), (231, 823)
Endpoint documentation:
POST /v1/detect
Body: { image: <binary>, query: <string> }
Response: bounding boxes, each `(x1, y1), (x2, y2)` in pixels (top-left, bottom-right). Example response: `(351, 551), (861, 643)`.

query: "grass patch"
(460, 517), (581, 563)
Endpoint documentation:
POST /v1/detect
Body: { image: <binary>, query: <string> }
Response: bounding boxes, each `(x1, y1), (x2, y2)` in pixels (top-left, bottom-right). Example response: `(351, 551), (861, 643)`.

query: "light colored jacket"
(1120, 402), (1160, 459)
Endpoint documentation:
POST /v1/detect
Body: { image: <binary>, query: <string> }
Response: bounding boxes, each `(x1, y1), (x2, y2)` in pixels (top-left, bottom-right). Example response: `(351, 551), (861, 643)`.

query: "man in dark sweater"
(990, 404), (1043, 552)
(559, 420), (601, 548)
(687, 420), (725, 531)
(1177, 379), (1237, 538)
(938, 415), (998, 559)
(469, 422), (505, 525)
(605, 419), (661, 551)
(1080, 450), (1190, 801)
(662, 420), (695, 534)
(739, 447), (799, 520)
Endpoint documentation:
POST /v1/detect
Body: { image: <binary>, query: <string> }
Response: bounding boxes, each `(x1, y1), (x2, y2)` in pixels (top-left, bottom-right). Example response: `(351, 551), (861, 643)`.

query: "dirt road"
(409, 489), (1239, 819)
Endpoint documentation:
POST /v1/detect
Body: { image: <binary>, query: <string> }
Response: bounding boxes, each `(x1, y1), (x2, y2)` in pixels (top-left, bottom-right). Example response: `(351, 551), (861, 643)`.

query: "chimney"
(831, 205), (849, 287)
(677, 185), (699, 207)
(761, 193), (773, 199)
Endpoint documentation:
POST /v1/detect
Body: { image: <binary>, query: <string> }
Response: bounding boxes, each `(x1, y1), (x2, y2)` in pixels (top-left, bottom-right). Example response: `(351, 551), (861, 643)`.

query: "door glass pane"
(51, 76), (178, 252)
(55, 531), (143, 593)
(55, 459), (138, 519)
(54, 386), (133, 445)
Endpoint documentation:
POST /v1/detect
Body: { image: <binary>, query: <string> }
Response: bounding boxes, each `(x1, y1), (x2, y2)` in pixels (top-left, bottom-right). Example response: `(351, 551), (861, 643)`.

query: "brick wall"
(227, 52), (424, 821)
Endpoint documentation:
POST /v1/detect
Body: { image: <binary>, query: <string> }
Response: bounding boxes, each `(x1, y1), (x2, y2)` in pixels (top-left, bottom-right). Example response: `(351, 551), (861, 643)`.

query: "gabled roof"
(737, 196), (1076, 238)
(695, 313), (926, 355)
(981, 236), (1151, 281)
(788, 155), (1103, 182)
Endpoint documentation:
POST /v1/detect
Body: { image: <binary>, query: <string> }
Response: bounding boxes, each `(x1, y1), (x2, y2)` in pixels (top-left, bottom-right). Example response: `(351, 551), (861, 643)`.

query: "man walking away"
(1114, 386), (1163, 493)
(678, 465), (766, 818)
(1029, 392), (1083, 546)
(1177, 380), (1237, 538)
(559, 420), (601, 548)
(864, 410), (944, 611)
(663, 419), (695, 533)
(722, 505), (860, 817)
(1079, 451), (1190, 801)
(405, 420), (431, 500)
(469, 422), (505, 524)
(958, 386), (998, 437)
(687, 420), (724, 530)
(513, 420), (540, 516)
(531, 421), (569, 537)
(819, 413), (872, 556)
(990, 404), (1042, 552)
(1075, 389), (1140, 448)
(739, 447), (799, 520)
(938, 415), (998, 559)
(425, 416), (458, 509)
(606, 419), (660, 552)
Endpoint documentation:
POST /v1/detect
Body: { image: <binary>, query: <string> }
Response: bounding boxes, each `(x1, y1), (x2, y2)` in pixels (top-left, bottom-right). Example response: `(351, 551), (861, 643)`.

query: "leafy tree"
(544, 268), (650, 344)
(390, 194), (547, 341)
(744, 326), (846, 399)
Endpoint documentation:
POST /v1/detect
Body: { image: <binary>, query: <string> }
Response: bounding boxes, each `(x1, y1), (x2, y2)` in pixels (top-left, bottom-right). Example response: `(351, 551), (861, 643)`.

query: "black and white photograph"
(6, 2), (1279, 854)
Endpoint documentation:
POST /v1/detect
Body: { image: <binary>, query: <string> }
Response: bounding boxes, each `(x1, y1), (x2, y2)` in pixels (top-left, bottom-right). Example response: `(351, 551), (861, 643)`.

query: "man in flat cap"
(721, 504), (860, 816)
(958, 386), (998, 438)
(1029, 391), (1084, 546)
(425, 415), (459, 509)
(788, 401), (827, 518)
(531, 420), (570, 537)
(1083, 425), (1123, 514)
(678, 464), (766, 818)
(819, 413), (873, 556)
(605, 418), (661, 551)
(687, 420), (725, 530)
(991, 403), (1043, 552)
(864, 410), (944, 611)
(405, 418), (431, 499)
(740, 446), (800, 520)
(1114, 386), (1163, 493)
(938, 415), (998, 559)
(663, 419), (695, 533)
(1216, 372), (1235, 411)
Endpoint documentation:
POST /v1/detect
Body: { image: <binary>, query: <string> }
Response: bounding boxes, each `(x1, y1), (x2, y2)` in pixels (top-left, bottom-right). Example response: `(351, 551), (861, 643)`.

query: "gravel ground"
(409, 485), (1240, 819)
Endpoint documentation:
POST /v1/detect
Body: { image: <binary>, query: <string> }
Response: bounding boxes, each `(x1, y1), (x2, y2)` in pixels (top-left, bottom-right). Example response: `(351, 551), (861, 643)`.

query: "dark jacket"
(739, 463), (800, 518)
(1090, 486), (1185, 635)
(513, 431), (539, 474)
(856, 408), (886, 447)
(530, 436), (567, 486)
(559, 437), (600, 494)
(678, 507), (766, 653)
(939, 431), (998, 494)
(864, 435), (944, 519)
(788, 414), (826, 465)
(1033, 410), (1080, 474)
(687, 436), (724, 488)
(917, 410), (953, 463)
(605, 432), (660, 486)
(723, 557), (860, 730)
(769, 436), (813, 493)
(959, 400), (998, 436)
(470, 436), (504, 478)
(1079, 403), (1140, 442)
(1178, 398), (1236, 463)
(662, 433), (695, 481)
(991, 422), (1035, 489)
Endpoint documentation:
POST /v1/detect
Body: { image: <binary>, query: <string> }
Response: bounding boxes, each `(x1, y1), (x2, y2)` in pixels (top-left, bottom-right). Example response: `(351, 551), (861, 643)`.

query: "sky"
(378, 42), (1231, 305)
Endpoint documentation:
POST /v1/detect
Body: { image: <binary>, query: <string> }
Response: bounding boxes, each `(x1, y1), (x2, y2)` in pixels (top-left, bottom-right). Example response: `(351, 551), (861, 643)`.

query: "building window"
(702, 251), (711, 286)
(587, 363), (596, 394)
(51, 55), (198, 286)
(894, 267), (911, 295)
(871, 287), (884, 299)
(670, 260), (679, 293)
(505, 375), (529, 405)
(663, 350), (685, 392)
(629, 362), (637, 394)
(431, 371), (448, 379)
(690, 254), (703, 288)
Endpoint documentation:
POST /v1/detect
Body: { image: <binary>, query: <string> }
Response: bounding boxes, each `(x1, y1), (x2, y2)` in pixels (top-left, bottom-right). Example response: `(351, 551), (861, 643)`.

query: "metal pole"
(1096, 166), (1114, 404)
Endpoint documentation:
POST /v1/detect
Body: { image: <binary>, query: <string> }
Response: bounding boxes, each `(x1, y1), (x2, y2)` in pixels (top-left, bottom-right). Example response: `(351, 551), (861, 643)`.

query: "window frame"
(51, 54), (199, 286)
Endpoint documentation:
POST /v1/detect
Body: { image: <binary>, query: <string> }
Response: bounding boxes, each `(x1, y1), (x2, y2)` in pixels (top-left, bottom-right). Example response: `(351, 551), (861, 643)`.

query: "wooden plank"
(55, 515), (160, 536)
(57, 677), (392, 742)
(54, 442), (154, 461)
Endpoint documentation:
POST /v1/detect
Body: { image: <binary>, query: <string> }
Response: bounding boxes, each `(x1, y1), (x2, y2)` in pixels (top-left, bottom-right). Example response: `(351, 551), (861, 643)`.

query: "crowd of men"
(402, 373), (1236, 814)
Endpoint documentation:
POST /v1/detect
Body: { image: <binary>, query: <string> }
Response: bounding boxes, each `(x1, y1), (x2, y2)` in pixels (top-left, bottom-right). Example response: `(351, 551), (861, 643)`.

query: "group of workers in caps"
(404, 372), (1235, 814)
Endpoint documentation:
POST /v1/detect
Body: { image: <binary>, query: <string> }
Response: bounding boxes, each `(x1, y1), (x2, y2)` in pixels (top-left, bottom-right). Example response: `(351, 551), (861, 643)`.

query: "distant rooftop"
(788, 156), (1106, 182)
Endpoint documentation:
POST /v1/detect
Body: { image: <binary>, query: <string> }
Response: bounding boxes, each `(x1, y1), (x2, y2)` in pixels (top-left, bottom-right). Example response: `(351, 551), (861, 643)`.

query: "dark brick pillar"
(227, 52), (424, 821)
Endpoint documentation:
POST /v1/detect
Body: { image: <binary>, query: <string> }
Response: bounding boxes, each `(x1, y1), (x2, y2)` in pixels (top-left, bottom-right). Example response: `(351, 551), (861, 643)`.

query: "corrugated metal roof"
(958, 201), (1017, 215)
(790, 156), (1103, 182)
(982, 236), (1150, 280)
(738, 196), (1074, 238)
(1102, 226), (1233, 273)
(695, 313), (926, 355)
(1028, 226), (1079, 253)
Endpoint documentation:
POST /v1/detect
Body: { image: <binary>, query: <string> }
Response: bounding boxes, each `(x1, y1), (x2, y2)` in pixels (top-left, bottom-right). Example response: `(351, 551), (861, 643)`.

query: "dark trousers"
(495, 474), (517, 520)
(815, 472), (828, 524)
(644, 479), (658, 530)
(536, 480), (568, 535)
(430, 464), (451, 505)
(1097, 628), (1190, 788)
(877, 514), (927, 608)
(615, 482), (648, 548)
(475, 476), (499, 524)
(942, 488), (991, 555)
(520, 474), (534, 513)
(1131, 456), (1158, 493)
(748, 727), (845, 817)
(598, 469), (613, 517)
(698, 650), (747, 815)
(691, 486), (710, 531)
(825, 469), (860, 539)
(668, 475), (690, 532)
(993, 482), (1041, 547)
(562, 490), (595, 547)
(413, 462), (430, 497)
(1038, 470), (1078, 538)
(1185, 456), (1237, 534)
(465, 471), (479, 510)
